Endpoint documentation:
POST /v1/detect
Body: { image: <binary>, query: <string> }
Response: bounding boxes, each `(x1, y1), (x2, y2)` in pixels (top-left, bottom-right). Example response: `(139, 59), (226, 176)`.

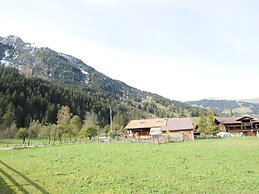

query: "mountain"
(0, 35), (199, 128)
(186, 99), (259, 116)
(238, 98), (259, 104)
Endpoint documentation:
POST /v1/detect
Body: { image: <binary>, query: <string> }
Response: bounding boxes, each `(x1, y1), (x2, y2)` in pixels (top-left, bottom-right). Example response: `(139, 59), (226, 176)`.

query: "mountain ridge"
(238, 98), (259, 104)
(0, 35), (200, 126)
(186, 98), (259, 116)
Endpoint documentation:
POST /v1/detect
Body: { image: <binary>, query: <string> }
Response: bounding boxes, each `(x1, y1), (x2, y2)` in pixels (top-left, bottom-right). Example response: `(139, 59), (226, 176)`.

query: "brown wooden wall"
(167, 130), (194, 140)
(129, 129), (194, 140)
(131, 129), (150, 139)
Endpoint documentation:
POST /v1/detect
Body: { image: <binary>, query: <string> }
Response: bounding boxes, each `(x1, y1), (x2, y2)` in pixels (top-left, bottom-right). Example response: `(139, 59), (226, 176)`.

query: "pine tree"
(198, 109), (208, 134)
(207, 108), (219, 135)
(2, 103), (14, 127)
(14, 105), (24, 128)
(46, 104), (57, 124)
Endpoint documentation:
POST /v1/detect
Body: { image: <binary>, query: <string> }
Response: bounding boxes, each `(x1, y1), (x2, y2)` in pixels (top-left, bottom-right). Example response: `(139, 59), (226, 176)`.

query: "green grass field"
(1, 138), (259, 193)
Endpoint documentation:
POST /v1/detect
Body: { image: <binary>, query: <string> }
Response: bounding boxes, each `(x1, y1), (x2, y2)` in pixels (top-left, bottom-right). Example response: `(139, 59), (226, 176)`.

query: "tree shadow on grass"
(0, 160), (49, 194)
(0, 171), (16, 194)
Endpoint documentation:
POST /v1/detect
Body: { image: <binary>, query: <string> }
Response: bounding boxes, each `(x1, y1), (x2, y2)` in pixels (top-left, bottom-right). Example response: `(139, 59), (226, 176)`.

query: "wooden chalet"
(215, 115), (259, 136)
(125, 118), (194, 140)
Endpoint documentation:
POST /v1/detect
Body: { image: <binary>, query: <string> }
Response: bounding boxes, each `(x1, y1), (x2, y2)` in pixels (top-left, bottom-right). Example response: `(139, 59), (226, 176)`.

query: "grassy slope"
(1, 139), (259, 193)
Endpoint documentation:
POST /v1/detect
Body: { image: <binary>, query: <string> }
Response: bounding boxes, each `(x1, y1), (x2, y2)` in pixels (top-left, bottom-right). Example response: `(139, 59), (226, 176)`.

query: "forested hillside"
(0, 35), (200, 139)
(0, 67), (108, 127)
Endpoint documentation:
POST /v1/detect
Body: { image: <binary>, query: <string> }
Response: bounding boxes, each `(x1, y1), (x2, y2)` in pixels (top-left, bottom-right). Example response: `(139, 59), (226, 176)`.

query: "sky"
(1, 0), (259, 101)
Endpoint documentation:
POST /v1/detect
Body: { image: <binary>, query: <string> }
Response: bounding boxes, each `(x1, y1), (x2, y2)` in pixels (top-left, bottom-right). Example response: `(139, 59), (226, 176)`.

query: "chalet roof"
(215, 117), (240, 124)
(161, 118), (193, 131)
(215, 115), (259, 124)
(236, 115), (255, 121)
(124, 118), (167, 129)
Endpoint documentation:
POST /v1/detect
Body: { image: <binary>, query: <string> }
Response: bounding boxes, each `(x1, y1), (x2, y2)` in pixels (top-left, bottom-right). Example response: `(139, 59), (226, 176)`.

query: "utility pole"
(28, 117), (31, 146)
(110, 108), (113, 132)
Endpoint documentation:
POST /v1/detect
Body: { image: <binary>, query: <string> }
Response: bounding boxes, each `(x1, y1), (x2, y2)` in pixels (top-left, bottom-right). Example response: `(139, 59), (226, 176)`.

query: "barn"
(160, 118), (194, 140)
(124, 118), (167, 139)
(125, 118), (194, 140)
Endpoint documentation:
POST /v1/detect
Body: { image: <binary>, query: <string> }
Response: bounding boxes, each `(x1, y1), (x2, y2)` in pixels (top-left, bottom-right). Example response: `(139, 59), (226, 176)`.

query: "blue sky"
(1, 0), (259, 101)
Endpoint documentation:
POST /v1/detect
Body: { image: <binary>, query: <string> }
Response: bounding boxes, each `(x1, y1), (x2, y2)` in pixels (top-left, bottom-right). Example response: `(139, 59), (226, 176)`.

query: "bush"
(108, 130), (118, 139)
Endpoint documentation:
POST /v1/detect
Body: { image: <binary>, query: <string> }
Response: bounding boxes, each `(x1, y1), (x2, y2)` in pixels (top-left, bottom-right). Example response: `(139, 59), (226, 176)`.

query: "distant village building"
(215, 115), (259, 136)
(125, 118), (194, 140)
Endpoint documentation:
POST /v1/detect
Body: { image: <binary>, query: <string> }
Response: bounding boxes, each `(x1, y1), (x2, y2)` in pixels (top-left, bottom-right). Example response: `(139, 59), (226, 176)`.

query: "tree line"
(14, 105), (122, 144)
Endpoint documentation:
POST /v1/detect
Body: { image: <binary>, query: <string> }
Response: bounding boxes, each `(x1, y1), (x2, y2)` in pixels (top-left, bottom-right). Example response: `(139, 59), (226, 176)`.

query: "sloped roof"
(215, 116), (259, 124)
(236, 115), (254, 121)
(215, 117), (240, 124)
(125, 118), (194, 131)
(161, 118), (193, 131)
(124, 118), (167, 129)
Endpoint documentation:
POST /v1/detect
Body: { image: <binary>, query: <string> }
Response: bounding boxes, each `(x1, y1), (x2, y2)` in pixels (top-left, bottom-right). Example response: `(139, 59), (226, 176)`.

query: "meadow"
(1, 138), (259, 193)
